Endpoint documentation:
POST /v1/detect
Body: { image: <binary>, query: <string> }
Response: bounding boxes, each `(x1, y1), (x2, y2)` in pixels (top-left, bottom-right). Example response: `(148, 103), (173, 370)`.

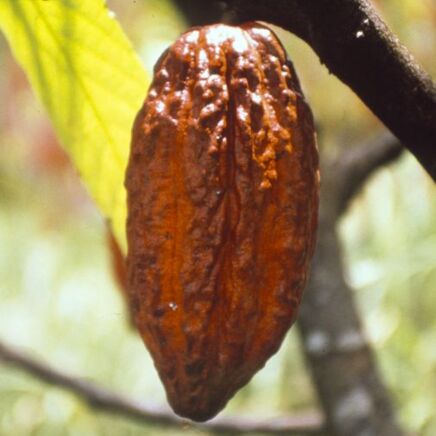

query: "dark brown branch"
(0, 339), (324, 435)
(172, 0), (226, 25)
(216, 0), (436, 180)
(335, 132), (403, 214)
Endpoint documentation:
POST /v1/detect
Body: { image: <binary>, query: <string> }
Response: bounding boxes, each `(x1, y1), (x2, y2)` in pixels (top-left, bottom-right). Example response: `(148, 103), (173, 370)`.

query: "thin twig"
(335, 132), (403, 214)
(0, 339), (324, 435)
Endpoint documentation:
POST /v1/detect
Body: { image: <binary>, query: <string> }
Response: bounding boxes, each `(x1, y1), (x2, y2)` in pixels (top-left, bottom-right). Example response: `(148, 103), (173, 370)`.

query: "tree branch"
(216, 0), (436, 180)
(335, 132), (403, 214)
(0, 339), (324, 435)
(172, 0), (226, 25)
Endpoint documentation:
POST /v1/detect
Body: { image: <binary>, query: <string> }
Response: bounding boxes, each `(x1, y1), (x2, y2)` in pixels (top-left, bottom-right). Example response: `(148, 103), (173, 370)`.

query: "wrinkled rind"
(126, 23), (319, 421)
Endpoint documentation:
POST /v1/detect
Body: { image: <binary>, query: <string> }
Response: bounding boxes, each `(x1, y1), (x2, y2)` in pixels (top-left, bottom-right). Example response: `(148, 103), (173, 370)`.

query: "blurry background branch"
(334, 132), (403, 215)
(190, 0), (436, 180)
(297, 134), (405, 436)
(0, 339), (324, 435)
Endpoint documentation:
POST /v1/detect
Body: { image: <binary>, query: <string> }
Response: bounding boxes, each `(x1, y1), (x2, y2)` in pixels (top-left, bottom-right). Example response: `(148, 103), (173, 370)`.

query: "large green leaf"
(0, 0), (149, 253)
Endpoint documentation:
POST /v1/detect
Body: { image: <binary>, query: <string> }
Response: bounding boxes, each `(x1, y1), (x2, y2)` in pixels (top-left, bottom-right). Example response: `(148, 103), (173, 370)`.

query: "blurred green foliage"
(0, 0), (435, 435)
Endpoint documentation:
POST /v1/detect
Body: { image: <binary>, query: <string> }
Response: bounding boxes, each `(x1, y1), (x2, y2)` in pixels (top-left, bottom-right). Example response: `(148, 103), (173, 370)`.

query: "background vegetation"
(0, 0), (434, 434)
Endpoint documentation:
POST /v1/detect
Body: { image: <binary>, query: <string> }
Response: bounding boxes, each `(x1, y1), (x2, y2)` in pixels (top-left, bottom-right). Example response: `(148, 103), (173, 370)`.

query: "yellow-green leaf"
(0, 0), (149, 253)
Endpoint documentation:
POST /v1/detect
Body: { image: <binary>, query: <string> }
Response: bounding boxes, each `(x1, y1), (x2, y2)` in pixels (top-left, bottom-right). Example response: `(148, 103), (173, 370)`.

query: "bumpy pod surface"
(126, 23), (319, 421)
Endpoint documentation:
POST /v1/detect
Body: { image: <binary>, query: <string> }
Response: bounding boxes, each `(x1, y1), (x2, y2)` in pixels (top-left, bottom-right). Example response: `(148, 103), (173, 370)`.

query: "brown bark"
(172, 0), (225, 25)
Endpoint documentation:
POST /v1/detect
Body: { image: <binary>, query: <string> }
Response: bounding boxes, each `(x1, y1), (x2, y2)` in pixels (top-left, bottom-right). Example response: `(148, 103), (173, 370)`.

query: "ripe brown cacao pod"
(125, 22), (319, 421)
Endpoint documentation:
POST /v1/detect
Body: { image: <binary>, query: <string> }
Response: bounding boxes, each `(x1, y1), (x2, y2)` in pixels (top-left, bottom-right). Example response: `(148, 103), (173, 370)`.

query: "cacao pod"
(126, 22), (319, 421)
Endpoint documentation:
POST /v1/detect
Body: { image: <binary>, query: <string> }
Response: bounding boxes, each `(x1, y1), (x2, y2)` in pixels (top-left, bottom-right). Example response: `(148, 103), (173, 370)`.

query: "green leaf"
(0, 0), (149, 253)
